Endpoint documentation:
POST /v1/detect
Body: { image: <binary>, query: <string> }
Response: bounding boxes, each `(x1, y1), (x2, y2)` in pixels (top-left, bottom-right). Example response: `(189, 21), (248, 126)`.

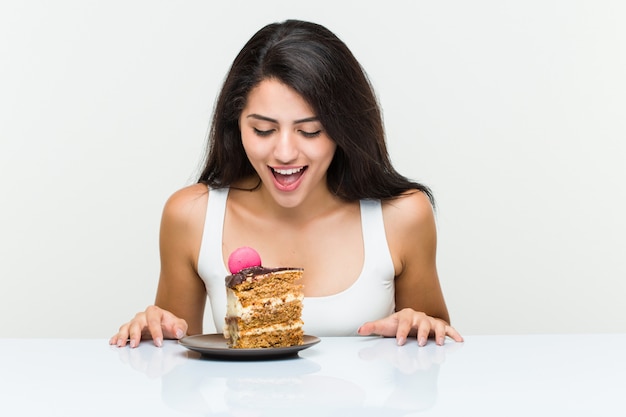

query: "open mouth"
(270, 166), (307, 188)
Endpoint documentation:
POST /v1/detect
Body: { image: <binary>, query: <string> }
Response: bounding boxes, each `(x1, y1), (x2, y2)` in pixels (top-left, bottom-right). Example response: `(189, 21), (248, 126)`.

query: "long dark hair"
(198, 19), (433, 205)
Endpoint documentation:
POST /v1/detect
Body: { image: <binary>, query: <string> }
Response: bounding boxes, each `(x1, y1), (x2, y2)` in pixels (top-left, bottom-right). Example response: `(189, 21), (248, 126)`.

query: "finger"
(145, 306), (165, 347)
(110, 332), (126, 347)
(109, 332), (120, 346)
(433, 320), (447, 346)
(357, 316), (398, 338)
(417, 318), (431, 347)
(161, 313), (188, 340)
(173, 318), (188, 339)
(113, 324), (130, 347)
(395, 313), (413, 346)
(445, 325), (464, 343)
(357, 321), (377, 336)
(128, 319), (145, 349)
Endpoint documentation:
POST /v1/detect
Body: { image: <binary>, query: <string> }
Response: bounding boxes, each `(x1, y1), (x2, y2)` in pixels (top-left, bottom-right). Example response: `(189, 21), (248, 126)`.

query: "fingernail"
(130, 339), (136, 348)
(155, 338), (162, 347)
(418, 337), (427, 347)
(397, 337), (406, 346)
(117, 340), (124, 348)
(176, 329), (185, 339)
(438, 337), (445, 345)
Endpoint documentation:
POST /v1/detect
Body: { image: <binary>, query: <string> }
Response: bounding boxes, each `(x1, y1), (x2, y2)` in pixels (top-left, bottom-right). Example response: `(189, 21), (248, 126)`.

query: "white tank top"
(197, 187), (395, 336)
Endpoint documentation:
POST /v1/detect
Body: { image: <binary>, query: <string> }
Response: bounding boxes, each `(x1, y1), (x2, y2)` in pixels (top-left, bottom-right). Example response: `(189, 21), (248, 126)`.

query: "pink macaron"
(228, 246), (262, 274)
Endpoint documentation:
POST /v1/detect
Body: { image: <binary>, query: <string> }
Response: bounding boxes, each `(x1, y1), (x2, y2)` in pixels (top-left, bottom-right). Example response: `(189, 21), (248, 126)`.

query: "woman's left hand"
(357, 308), (464, 346)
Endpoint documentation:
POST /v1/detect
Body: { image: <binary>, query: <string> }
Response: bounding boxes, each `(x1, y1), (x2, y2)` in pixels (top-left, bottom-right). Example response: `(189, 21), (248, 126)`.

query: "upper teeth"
(274, 167), (303, 175)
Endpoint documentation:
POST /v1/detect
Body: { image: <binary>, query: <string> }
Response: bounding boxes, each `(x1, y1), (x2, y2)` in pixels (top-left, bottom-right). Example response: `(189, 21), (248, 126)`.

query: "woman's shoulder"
(161, 183), (209, 227)
(381, 190), (435, 230)
(381, 191), (437, 274)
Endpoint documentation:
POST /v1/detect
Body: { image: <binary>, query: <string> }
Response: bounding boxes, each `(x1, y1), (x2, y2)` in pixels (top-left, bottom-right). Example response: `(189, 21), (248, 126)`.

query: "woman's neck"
(232, 176), (346, 225)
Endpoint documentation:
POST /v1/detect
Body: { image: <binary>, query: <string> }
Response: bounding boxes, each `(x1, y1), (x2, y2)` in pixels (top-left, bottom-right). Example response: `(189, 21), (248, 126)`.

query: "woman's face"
(239, 78), (337, 208)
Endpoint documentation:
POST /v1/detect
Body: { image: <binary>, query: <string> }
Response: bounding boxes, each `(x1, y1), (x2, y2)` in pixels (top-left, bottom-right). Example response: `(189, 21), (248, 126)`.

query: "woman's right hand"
(109, 305), (188, 348)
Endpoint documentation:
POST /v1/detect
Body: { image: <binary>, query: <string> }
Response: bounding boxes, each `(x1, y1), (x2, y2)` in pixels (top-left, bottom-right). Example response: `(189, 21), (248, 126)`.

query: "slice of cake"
(224, 247), (304, 349)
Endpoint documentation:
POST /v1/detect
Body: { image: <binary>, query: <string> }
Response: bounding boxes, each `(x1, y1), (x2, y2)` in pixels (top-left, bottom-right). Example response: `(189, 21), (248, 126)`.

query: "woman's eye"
(300, 130), (322, 138)
(253, 128), (274, 137)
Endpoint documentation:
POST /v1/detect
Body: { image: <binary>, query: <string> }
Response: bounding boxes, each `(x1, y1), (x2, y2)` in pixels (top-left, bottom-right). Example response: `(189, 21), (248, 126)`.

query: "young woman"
(110, 20), (463, 348)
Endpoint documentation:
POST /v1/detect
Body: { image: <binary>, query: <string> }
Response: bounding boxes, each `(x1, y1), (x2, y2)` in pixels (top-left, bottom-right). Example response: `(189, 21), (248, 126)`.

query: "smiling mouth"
(270, 166), (307, 187)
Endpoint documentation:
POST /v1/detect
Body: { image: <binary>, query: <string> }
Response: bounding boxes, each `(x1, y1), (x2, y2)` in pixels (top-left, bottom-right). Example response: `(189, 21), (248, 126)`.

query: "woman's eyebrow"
(246, 114), (319, 124)
(247, 114), (277, 123)
(293, 116), (319, 124)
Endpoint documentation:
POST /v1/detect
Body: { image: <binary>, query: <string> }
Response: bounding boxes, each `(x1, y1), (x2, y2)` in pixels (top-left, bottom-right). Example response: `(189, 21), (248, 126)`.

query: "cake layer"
(229, 285), (303, 305)
(227, 288), (303, 318)
(225, 323), (304, 349)
(226, 303), (303, 330)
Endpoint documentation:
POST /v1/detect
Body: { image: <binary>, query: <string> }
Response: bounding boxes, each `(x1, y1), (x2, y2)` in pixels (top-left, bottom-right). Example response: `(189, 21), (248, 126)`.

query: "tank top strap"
(197, 187), (230, 296)
(359, 199), (394, 278)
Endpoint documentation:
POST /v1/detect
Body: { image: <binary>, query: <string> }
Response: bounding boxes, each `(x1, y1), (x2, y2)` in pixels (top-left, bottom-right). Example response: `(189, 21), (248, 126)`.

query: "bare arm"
(390, 191), (450, 323)
(154, 184), (208, 335)
(110, 184), (209, 347)
(358, 191), (463, 345)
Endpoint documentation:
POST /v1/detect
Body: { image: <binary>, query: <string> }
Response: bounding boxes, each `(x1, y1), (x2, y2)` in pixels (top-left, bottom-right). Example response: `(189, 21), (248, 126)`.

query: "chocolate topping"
(225, 266), (304, 288)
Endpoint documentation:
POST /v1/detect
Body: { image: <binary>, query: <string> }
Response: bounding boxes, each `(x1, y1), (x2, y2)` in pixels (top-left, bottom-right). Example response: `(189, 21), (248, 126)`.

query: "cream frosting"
(226, 288), (303, 320)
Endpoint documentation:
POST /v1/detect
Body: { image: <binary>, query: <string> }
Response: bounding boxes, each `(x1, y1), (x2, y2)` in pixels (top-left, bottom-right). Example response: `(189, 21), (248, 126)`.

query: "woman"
(110, 20), (463, 348)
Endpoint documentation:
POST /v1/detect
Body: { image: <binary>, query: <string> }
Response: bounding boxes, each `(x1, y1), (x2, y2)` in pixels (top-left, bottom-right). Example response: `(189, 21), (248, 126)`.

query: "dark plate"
(178, 334), (321, 360)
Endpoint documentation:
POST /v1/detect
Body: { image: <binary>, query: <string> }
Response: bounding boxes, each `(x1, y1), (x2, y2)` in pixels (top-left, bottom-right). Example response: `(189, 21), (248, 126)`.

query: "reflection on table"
(116, 336), (458, 416)
(1, 334), (624, 416)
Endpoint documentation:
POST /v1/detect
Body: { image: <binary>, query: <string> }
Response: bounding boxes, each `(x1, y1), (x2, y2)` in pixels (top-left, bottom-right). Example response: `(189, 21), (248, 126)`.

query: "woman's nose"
(273, 131), (298, 163)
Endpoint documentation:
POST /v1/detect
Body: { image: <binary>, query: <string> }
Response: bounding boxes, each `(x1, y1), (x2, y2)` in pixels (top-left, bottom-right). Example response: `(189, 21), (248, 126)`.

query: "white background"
(1, 0), (624, 338)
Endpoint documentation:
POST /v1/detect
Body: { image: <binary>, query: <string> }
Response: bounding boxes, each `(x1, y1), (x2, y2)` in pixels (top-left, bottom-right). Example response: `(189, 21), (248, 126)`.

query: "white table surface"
(1, 334), (625, 416)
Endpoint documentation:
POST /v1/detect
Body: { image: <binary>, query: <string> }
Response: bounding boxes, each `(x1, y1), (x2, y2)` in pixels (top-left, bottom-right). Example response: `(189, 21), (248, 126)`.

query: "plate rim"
(178, 333), (321, 358)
